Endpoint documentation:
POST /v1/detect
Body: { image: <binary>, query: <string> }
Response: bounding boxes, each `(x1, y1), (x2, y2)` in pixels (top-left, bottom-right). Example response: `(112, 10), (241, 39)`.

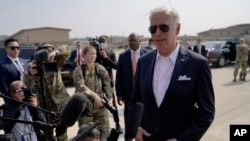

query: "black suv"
(203, 41), (238, 67)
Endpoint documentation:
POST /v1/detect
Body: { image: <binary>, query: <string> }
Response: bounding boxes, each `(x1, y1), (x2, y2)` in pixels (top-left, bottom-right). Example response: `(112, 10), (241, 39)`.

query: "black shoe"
(233, 78), (236, 82)
(115, 123), (123, 134)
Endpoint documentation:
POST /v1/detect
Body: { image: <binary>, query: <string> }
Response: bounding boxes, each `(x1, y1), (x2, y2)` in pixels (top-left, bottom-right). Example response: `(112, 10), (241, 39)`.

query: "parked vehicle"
(203, 41), (238, 67)
(61, 57), (74, 83)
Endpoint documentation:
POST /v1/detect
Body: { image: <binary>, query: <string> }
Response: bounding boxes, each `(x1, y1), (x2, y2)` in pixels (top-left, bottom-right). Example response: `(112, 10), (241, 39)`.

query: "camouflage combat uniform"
(24, 45), (71, 141)
(233, 43), (249, 81)
(73, 63), (113, 141)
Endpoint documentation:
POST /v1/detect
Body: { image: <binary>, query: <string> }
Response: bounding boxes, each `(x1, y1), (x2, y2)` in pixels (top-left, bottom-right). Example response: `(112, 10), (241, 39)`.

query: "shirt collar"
(7, 55), (18, 62)
(156, 42), (180, 65)
(130, 47), (141, 54)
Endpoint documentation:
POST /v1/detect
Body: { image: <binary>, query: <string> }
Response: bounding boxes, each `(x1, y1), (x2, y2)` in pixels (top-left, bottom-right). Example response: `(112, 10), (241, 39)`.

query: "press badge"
(22, 133), (31, 141)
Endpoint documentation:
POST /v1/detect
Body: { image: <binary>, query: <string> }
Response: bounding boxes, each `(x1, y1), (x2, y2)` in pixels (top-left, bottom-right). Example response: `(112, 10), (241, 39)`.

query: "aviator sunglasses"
(10, 46), (20, 50)
(148, 24), (169, 34)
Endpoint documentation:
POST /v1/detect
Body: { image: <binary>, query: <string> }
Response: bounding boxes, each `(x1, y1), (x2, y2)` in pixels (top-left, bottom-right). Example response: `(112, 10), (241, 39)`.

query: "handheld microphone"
(126, 102), (144, 139)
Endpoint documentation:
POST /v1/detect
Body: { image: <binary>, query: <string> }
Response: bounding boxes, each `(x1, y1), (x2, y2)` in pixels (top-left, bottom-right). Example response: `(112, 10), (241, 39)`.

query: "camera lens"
(30, 86), (39, 95)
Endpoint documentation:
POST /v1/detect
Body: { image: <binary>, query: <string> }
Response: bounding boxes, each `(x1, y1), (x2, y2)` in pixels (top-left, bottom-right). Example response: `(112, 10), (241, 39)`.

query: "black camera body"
(33, 46), (58, 74)
(21, 87), (39, 98)
(89, 38), (101, 52)
(89, 38), (106, 63)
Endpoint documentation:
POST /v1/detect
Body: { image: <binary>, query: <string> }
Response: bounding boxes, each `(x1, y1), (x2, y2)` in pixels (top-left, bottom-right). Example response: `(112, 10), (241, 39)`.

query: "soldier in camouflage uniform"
(233, 38), (249, 81)
(73, 45), (113, 141)
(24, 44), (71, 141)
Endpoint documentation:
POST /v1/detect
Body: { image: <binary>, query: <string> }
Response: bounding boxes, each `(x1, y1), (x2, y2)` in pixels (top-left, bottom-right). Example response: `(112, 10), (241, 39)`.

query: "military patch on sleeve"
(76, 76), (82, 81)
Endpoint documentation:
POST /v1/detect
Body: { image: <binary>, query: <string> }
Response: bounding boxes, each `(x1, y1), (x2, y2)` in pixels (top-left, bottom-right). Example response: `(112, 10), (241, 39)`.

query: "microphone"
(56, 91), (92, 136)
(0, 116), (55, 130)
(71, 120), (100, 141)
(126, 102), (144, 139)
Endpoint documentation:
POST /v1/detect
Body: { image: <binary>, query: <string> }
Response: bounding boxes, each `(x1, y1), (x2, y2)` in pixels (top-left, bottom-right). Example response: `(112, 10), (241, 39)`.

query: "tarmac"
(0, 54), (250, 140)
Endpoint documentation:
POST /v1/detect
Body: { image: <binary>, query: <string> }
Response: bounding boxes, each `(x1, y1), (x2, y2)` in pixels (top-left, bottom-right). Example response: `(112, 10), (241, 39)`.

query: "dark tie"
(132, 51), (137, 78)
(77, 50), (81, 66)
(14, 60), (24, 80)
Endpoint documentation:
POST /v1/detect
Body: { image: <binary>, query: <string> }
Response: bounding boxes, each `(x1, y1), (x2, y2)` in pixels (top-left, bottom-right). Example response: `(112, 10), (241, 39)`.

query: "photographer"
(24, 43), (71, 141)
(0, 81), (47, 141)
(92, 35), (123, 134)
(73, 45), (113, 141)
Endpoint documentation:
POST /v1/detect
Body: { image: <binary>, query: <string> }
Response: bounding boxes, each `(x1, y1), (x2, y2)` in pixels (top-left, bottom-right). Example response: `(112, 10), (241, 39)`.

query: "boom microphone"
(71, 121), (100, 141)
(56, 91), (92, 136)
(126, 102), (144, 139)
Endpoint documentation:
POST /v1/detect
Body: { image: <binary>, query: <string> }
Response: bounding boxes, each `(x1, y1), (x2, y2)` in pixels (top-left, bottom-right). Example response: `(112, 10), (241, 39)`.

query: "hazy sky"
(1, 0), (250, 38)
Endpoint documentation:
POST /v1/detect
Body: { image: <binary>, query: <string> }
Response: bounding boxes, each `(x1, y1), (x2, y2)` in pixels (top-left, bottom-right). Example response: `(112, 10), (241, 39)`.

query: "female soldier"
(73, 45), (113, 141)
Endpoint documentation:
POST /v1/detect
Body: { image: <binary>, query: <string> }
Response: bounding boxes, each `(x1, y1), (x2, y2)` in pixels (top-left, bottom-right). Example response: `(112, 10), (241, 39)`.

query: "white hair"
(149, 6), (180, 25)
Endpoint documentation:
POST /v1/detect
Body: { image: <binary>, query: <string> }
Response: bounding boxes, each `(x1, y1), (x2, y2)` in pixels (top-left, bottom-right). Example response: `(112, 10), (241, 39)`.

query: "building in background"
(178, 23), (250, 46)
(0, 27), (71, 46)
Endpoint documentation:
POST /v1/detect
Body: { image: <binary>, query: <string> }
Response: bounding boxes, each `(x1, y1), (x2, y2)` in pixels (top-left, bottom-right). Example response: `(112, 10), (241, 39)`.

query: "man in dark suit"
(115, 33), (149, 141)
(69, 41), (84, 69)
(130, 7), (215, 141)
(96, 35), (123, 133)
(0, 38), (28, 101)
(193, 38), (206, 57)
(144, 38), (154, 51)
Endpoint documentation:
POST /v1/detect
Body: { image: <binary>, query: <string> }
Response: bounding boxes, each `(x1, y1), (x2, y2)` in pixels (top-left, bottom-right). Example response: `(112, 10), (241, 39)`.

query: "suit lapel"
(6, 57), (20, 76)
(148, 51), (158, 105)
(160, 47), (190, 107)
(125, 50), (133, 77)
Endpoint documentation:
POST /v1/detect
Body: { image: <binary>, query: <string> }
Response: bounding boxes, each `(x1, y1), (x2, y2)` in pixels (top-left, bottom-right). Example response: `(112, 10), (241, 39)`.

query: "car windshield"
(203, 42), (224, 50)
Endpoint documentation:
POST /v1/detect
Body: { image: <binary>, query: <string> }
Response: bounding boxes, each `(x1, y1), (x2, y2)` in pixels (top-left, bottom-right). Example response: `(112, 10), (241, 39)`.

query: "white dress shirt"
(153, 44), (180, 107)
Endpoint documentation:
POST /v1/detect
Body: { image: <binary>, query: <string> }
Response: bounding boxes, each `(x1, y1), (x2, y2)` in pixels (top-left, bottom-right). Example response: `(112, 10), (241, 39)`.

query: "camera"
(102, 94), (116, 114)
(42, 61), (58, 74)
(33, 45), (58, 74)
(21, 86), (39, 98)
(89, 38), (108, 63)
(89, 38), (101, 52)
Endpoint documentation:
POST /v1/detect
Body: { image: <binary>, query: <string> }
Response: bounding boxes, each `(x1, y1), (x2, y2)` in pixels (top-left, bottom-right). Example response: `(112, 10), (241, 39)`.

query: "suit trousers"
(124, 102), (132, 141)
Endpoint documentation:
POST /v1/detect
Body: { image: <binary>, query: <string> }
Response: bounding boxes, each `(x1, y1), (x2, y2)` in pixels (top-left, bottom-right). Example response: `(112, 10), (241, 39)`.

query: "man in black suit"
(144, 38), (154, 51)
(96, 35), (123, 134)
(69, 41), (84, 69)
(0, 38), (28, 101)
(131, 6), (215, 141)
(115, 33), (149, 141)
(193, 38), (206, 57)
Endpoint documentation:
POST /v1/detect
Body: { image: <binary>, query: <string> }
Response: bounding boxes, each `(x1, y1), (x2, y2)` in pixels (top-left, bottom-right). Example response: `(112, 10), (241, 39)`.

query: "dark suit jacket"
(69, 49), (78, 68)
(97, 49), (117, 87)
(0, 57), (28, 97)
(115, 48), (149, 102)
(193, 44), (206, 57)
(131, 47), (215, 141)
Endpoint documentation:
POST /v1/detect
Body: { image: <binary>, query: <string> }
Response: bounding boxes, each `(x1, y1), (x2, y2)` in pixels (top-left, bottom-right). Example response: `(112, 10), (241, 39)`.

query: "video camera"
(33, 44), (58, 74)
(89, 38), (108, 63)
(89, 38), (101, 52)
